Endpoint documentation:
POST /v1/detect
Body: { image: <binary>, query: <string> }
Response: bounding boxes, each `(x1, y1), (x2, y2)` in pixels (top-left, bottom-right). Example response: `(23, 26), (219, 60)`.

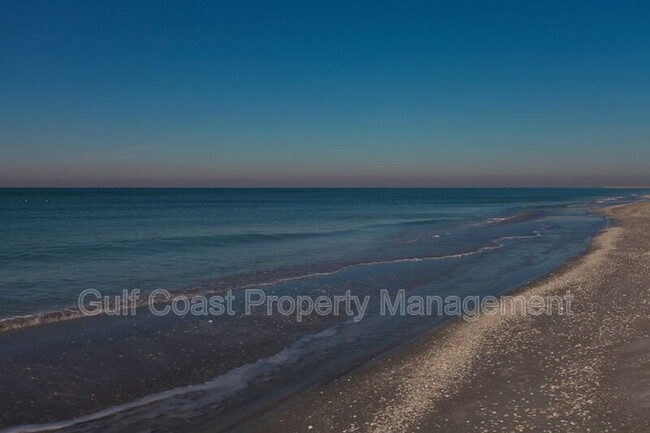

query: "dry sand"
(248, 200), (650, 433)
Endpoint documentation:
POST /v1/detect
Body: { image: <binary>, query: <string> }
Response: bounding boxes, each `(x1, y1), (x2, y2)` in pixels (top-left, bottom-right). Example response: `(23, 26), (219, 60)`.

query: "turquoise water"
(0, 188), (643, 319)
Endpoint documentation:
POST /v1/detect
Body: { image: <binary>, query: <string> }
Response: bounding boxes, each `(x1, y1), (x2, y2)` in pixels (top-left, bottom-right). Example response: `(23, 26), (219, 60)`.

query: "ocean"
(0, 188), (646, 431)
(0, 187), (640, 319)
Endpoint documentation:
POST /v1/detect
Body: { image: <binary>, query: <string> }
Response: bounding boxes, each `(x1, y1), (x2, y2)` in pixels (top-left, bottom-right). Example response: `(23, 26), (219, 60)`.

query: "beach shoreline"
(0, 198), (647, 432)
(247, 199), (650, 433)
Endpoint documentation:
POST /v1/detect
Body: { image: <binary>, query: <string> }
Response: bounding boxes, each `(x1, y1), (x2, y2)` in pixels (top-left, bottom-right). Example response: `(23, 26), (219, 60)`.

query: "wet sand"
(0, 306), (331, 429)
(250, 200), (650, 432)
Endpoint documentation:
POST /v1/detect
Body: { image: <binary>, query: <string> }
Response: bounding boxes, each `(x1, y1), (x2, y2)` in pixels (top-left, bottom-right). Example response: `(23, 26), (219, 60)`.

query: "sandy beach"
(249, 200), (650, 433)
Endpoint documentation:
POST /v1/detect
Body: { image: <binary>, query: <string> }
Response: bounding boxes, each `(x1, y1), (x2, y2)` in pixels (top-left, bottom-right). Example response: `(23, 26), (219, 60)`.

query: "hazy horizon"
(2, 1), (650, 187)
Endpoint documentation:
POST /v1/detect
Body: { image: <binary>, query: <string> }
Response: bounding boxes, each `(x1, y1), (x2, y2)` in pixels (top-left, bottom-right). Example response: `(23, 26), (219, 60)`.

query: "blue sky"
(1, 0), (649, 186)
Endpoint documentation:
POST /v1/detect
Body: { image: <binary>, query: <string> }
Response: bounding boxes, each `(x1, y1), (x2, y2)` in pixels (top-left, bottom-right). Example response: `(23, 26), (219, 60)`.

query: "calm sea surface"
(0, 188), (644, 319)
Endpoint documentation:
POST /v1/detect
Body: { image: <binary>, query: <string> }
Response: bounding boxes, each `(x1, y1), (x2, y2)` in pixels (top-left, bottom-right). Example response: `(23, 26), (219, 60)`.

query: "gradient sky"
(1, 0), (649, 187)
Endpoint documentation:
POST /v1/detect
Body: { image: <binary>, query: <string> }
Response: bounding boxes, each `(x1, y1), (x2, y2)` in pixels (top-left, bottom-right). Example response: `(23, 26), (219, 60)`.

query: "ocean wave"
(471, 211), (538, 227)
(596, 196), (625, 204)
(0, 229), (361, 263)
(0, 230), (543, 333)
(1, 218), (451, 263)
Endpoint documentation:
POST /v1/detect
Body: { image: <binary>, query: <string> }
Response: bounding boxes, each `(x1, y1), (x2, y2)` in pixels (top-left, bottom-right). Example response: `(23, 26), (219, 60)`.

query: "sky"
(1, 0), (649, 187)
